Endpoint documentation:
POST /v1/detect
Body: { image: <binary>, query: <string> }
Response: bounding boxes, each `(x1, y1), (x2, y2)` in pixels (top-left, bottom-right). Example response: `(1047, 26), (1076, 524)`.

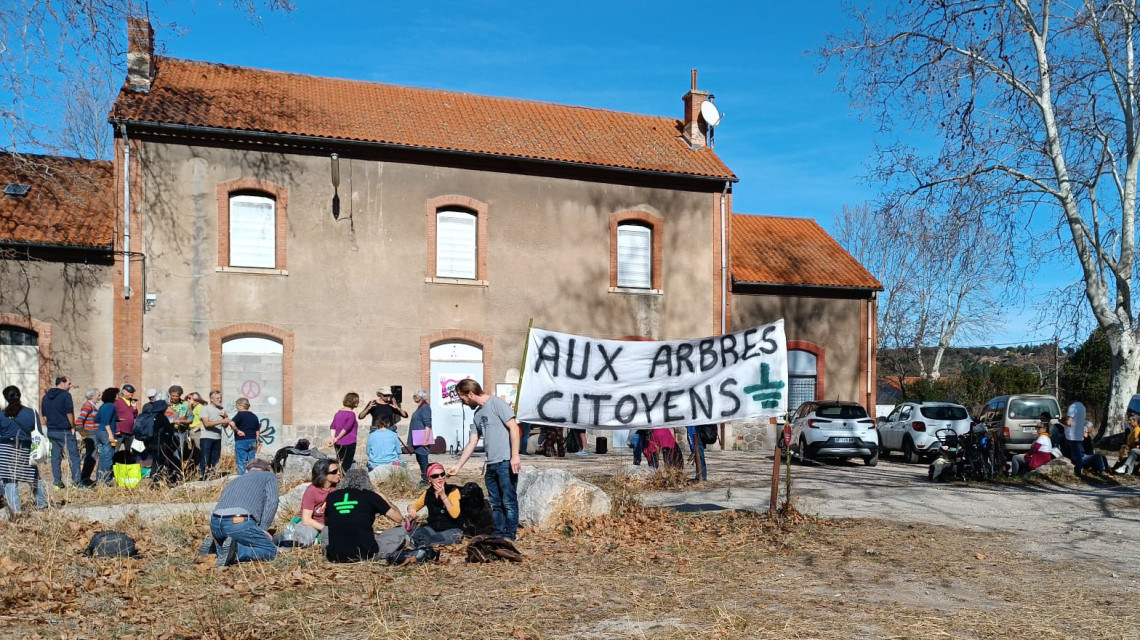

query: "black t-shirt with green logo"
(323, 488), (395, 563)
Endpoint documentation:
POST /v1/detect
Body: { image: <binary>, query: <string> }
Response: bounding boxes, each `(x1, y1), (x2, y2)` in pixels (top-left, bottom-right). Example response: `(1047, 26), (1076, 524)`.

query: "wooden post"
(513, 318), (534, 412)
(769, 445), (781, 515)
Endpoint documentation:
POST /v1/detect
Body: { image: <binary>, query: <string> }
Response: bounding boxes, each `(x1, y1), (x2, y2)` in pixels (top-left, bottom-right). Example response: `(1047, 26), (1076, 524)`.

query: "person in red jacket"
(1011, 422), (1054, 475)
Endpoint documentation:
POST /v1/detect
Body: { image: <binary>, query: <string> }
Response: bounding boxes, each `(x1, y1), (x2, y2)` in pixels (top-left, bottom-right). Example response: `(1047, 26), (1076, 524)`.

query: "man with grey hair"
(200, 458), (279, 567)
(198, 390), (232, 478)
(75, 387), (100, 487)
(408, 388), (433, 486)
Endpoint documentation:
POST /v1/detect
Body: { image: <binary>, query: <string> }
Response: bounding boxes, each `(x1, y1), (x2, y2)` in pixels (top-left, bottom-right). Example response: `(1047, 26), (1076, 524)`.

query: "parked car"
(790, 400), (879, 466)
(1128, 394), (1140, 418)
(977, 394), (1061, 453)
(878, 402), (972, 463)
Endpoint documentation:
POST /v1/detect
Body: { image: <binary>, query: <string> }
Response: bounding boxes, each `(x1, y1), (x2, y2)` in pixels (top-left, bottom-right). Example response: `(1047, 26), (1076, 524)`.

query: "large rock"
(369, 463), (413, 486)
(517, 467), (611, 529)
(278, 481), (310, 516)
(1028, 457), (1075, 477)
(279, 454), (318, 483)
(617, 464), (654, 481)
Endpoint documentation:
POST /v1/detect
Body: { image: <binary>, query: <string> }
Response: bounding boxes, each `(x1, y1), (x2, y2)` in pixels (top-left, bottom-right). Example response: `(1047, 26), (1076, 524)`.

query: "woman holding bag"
(0, 386), (49, 514)
(407, 389), (433, 486)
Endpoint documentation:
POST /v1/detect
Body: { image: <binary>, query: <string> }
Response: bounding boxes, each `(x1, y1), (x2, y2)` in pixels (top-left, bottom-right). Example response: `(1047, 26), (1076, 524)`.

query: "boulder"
(278, 481), (311, 516)
(517, 467), (611, 529)
(369, 463), (414, 486)
(617, 464), (654, 481)
(1027, 457), (1075, 477)
(279, 454), (318, 483)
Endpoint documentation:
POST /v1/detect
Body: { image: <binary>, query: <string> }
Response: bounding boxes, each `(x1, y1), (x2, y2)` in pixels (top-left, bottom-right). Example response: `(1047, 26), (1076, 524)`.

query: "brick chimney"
(682, 69), (710, 149)
(126, 17), (155, 93)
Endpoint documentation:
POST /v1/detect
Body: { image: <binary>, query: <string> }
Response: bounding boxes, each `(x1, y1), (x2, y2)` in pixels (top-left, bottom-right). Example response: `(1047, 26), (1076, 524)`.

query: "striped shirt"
(76, 400), (98, 433)
(213, 469), (279, 529)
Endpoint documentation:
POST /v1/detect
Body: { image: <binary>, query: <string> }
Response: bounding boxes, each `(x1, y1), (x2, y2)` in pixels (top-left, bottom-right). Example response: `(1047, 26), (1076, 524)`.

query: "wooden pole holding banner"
(769, 443), (781, 515)
(511, 318), (534, 454)
(513, 318), (534, 412)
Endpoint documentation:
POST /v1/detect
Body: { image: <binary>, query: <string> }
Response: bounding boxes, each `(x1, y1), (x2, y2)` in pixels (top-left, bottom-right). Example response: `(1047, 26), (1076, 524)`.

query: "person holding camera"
(358, 386), (407, 434)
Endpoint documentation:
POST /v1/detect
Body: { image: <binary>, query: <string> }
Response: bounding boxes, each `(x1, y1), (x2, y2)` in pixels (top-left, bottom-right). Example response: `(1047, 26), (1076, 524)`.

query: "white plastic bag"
(28, 421), (50, 465)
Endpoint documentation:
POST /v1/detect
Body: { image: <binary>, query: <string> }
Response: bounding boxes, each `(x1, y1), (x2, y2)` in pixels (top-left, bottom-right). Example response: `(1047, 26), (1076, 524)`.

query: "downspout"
(720, 181), (728, 334)
(120, 123), (131, 299)
(868, 291), (876, 405)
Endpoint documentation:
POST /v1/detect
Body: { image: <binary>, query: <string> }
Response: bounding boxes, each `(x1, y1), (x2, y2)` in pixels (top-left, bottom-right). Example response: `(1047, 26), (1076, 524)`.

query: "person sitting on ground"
(1010, 423), (1054, 476)
(406, 462), (464, 548)
(291, 458), (340, 548)
(322, 467), (404, 563)
(200, 458), (279, 568)
(1076, 420), (1109, 475)
(366, 416), (403, 470)
(1115, 414), (1140, 475)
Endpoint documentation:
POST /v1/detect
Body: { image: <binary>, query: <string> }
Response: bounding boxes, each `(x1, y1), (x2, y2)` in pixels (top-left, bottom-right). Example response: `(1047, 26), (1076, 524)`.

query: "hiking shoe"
(1117, 466), (1129, 474)
(198, 537), (217, 556)
(217, 537), (237, 567)
(53, 484), (65, 490)
(575, 450), (589, 457)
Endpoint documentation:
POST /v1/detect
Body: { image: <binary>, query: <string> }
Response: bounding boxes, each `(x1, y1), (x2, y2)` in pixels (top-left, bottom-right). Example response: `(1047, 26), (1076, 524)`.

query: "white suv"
(878, 402), (972, 463)
(791, 401), (879, 466)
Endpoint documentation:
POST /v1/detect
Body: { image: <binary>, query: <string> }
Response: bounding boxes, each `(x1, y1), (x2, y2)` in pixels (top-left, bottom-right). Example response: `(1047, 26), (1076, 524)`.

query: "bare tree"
(823, 1), (1140, 435)
(837, 200), (1002, 382)
(0, 0), (294, 159)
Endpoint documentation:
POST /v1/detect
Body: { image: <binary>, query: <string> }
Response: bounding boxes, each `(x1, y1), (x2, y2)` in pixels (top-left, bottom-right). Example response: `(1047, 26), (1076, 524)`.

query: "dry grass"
(0, 490), (1135, 639)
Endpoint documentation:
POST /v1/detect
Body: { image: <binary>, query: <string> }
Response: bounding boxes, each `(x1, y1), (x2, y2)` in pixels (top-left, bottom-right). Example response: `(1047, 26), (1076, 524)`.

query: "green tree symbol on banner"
(742, 362), (785, 409)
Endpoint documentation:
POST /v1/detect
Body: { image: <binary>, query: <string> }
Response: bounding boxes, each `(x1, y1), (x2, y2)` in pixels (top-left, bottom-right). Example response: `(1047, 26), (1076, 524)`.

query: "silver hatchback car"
(879, 402), (972, 463)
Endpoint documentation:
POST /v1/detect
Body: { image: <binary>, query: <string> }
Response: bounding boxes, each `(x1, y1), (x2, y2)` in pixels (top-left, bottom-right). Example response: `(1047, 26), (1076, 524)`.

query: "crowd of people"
(1003, 400), (1140, 477)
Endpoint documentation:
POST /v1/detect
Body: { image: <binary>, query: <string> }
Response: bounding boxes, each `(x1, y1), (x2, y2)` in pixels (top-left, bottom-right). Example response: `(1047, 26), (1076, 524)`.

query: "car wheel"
(798, 436), (813, 462)
(902, 437), (920, 464)
(864, 449), (879, 467)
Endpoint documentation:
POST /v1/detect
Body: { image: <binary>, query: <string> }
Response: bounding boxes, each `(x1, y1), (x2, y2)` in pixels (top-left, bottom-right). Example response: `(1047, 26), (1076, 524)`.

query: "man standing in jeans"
(41, 376), (80, 488)
(448, 379), (521, 540)
(1064, 399), (1088, 474)
(199, 458), (278, 567)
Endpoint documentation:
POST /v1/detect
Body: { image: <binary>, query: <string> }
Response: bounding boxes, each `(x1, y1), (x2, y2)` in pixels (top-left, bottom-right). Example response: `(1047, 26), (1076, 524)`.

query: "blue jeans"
(209, 514), (277, 563)
(2, 477), (48, 512)
(234, 440), (257, 475)
(200, 439), (221, 476)
(687, 429), (707, 481)
(1066, 440), (1085, 474)
(94, 429), (115, 484)
(519, 424), (532, 455)
(414, 448), (430, 483)
(484, 461), (518, 540)
(47, 430), (82, 486)
(632, 430), (648, 465)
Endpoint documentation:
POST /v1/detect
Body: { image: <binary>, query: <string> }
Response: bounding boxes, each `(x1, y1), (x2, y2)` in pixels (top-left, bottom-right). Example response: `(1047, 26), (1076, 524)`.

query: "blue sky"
(26, 0), (1086, 345)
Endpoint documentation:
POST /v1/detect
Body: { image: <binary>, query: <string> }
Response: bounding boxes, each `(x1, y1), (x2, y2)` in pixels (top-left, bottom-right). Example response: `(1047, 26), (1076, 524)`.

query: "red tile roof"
(0, 154), (115, 250)
(110, 57), (737, 181)
(731, 213), (881, 289)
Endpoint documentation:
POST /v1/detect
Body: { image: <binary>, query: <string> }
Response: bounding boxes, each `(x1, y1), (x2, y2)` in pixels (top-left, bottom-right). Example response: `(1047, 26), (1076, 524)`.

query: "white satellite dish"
(700, 100), (721, 127)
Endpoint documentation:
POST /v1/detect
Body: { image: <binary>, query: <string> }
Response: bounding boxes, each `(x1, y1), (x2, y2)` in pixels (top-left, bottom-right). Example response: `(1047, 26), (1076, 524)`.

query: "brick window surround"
(216, 178), (289, 270)
(0, 313), (52, 395)
(210, 323), (294, 425)
(609, 210), (663, 290)
(425, 195), (488, 283)
(419, 329), (494, 391)
(787, 340), (825, 401)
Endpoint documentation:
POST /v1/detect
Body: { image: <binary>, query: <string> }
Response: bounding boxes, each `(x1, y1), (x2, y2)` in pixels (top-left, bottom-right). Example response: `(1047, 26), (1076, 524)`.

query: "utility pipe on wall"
(120, 124), (131, 299)
(720, 181), (728, 334)
(868, 291), (876, 401)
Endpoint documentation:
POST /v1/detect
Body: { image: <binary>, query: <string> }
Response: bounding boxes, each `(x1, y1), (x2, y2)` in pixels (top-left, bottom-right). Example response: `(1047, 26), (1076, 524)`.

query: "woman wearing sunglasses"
(292, 458), (340, 547)
(406, 462), (464, 548)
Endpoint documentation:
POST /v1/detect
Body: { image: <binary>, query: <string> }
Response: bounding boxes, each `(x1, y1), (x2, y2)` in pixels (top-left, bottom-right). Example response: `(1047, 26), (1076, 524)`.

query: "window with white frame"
(436, 208), (477, 279)
(616, 223), (652, 289)
(229, 194), (276, 268)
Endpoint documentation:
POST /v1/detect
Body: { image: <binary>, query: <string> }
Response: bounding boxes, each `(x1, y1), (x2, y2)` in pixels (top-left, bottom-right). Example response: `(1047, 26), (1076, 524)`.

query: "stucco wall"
(135, 142), (720, 434)
(732, 293), (867, 402)
(0, 258), (115, 394)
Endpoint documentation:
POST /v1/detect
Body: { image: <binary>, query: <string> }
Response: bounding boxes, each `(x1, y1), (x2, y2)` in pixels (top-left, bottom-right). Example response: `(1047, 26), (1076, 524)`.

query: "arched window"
(436, 208), (477, 279)
(229, 193), (276, 268)
(609, 211), (662, 292)
(616, 222), (652, 289)
(788, 348), (819, 409)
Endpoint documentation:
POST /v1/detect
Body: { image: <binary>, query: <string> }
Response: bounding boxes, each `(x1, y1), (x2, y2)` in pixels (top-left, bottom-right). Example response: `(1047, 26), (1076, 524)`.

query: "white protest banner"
(516, 320), (787, 429)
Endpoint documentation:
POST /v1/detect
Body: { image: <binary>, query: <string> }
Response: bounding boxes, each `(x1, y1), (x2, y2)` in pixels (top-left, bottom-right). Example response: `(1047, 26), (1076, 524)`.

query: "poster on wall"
(496, 383), (518, 411)
(438, 374), (472, 406)
(517, 320), (788, 429)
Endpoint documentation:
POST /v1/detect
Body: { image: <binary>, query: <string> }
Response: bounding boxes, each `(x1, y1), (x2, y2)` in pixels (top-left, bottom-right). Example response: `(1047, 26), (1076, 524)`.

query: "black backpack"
(85, 531), (137, 557)
(698, 424), (718, 446)
(457, 482), (494, 537)
(133, 409), (159, 440)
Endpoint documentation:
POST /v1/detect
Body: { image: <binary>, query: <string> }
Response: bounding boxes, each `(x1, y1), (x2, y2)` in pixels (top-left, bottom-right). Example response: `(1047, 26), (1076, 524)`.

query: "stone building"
(0, 18), (880, 453)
